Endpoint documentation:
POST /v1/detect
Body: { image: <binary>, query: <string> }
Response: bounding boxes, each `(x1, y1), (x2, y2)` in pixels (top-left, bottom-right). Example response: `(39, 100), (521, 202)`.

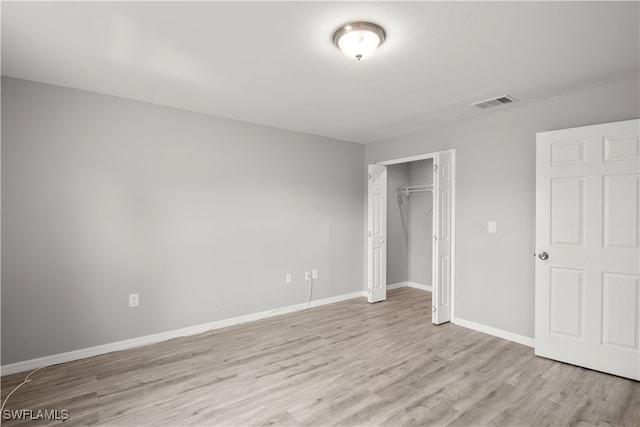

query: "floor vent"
(470, 95), (517, 109)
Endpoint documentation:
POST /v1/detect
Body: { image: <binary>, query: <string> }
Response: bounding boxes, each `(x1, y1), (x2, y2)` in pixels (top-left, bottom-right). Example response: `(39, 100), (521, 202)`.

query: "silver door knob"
(538, 252), (549, 260)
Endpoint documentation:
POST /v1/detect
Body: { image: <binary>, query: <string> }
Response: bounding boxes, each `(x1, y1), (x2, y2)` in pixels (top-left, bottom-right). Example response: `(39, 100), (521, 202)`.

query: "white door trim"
(372, 149), (456, 321)
(379, 152), (435, 166)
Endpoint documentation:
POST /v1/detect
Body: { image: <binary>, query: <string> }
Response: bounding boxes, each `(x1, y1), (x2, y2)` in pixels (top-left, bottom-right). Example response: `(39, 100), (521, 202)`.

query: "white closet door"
(368, 164), (387, 303)
(535, 119), (640, 380)
(432, 152), (453, 324)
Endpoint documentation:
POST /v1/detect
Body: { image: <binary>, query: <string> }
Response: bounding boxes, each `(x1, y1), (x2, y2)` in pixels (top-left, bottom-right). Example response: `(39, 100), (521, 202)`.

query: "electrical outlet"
(129, 293), (139, 307)
(488, 221), (497, 233)
(286, 273), (292, 284)
(305, 271), (311, 280)
(312, 269), (318, 279)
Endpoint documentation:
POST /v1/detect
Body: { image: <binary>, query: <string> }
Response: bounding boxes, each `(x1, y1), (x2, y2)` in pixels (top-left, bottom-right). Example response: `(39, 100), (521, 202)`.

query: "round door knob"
(538, 252), (549, 260)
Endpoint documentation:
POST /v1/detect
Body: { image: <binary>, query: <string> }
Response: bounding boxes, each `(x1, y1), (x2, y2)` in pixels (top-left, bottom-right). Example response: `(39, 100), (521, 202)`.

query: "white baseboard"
(387, 282), (432, 292)
(387, 282), (409, 290)
(1, 291), (366, 376)
(408, 282), (432, 292)
(452, 317), (535, 348)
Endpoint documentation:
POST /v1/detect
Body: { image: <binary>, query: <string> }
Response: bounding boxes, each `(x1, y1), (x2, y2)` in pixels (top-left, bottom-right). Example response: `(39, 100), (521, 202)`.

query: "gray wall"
(1, 77), (365, 365)
(386, 163), (409, 285)
(407, 159), (433, 286)
(366, 77), (640, 339)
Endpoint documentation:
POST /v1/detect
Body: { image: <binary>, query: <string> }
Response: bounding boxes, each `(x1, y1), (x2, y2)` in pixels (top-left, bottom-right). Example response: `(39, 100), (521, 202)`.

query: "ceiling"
(2, 1), (639, 144)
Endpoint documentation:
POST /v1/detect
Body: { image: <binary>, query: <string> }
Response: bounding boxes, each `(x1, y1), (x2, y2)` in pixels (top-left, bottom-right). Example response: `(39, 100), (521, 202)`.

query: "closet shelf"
(397, 184), (433, 196)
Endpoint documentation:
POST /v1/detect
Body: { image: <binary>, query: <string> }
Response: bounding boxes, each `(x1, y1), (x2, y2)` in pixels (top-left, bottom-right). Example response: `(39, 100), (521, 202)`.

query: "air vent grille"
(470, 95), (517, 109)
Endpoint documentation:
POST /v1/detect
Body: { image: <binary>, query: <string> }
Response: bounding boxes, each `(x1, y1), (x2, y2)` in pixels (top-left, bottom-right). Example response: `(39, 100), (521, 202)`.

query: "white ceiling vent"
(470, 95), (518, 109)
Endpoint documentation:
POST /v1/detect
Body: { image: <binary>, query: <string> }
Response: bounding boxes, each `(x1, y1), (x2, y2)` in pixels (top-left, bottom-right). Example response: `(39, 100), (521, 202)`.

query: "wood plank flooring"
(2, 287), (639, 426)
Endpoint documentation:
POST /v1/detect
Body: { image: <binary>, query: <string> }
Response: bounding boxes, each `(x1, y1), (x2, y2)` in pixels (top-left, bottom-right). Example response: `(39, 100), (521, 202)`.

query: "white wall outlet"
(129, 293), (139, 307)
(312, 269), (318, 279)
(285, 273), (292, 284)
(305, 271), (311, 280)
(488, 221), (497, 233)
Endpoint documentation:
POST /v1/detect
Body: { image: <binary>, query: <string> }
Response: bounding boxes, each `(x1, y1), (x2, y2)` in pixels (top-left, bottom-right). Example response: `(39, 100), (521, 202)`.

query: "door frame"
(373, 149), (457, 321)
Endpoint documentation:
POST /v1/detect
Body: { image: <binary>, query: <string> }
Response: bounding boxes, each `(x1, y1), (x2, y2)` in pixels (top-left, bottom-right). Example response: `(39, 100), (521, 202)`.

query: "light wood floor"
(2, 288), (639, 426)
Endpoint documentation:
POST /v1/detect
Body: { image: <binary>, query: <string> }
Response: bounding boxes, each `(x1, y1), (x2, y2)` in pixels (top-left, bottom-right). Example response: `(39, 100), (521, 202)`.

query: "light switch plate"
(488, 221), (497, 233)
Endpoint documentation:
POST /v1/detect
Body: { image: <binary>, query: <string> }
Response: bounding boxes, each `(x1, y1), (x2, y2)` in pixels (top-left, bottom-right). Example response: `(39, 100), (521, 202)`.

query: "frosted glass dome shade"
(333, 22), (386, 60)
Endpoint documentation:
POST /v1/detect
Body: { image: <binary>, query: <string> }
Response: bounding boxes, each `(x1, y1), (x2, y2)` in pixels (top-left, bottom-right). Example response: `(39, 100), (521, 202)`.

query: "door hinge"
(434, 164), (438, 172)
(433, 235), (438, 242)
(432, 306), (437, 313)
(368, 230), (372, 237)
(368, 288), (372, 294)
(368, 173), (372, 180)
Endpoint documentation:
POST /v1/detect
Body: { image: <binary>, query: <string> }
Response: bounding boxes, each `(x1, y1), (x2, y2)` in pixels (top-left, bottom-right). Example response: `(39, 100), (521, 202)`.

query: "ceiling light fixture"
(333, 22), (386, 61)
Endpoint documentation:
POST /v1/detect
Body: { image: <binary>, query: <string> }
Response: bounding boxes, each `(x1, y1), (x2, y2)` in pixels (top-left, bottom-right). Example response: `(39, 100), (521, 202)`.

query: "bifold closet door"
(367, 164), (387, 303)
(432, 152), (453, 324)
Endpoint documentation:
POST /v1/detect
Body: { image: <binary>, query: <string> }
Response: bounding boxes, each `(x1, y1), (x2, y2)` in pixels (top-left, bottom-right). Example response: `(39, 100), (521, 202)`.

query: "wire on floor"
(252, 276), (315, 322)
(1, 366), (47, 412)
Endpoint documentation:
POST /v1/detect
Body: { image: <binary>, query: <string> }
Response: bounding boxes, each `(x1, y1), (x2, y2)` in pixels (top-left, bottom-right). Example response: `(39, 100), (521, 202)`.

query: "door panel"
(367, 164), (387, 303)
(550, 140), (586, 165)
(603, 175), (639, 248)
(602, 273), (639, 349)
(550, 178), (584, 246)
(549, 268), (584, 338)
(439, 255), (450, 308)
(535, 119), (640, 380)
(604, 134), (639, 161)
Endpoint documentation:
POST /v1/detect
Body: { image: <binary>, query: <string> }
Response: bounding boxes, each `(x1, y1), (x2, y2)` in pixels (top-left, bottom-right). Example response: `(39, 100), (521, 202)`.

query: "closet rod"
(397, 184), (433, 196)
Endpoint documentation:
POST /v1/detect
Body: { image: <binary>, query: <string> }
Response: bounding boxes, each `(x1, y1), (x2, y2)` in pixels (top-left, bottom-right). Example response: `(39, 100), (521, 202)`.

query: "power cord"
(305, 277), (314, 310)
(252, 275), (315, 322)
(1, 366), (47, 413)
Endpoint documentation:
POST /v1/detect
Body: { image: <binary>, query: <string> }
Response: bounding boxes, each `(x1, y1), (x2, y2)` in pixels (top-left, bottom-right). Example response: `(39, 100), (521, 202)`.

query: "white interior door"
(535, 119), (640, 380)
(432, 151), (453, 324)
(367, 164), (387, 303)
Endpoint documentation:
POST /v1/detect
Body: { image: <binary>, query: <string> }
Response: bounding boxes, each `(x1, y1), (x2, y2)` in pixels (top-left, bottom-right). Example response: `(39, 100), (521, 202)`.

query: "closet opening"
(366, 150), (455, 324)
(388, 159), (434, 294)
